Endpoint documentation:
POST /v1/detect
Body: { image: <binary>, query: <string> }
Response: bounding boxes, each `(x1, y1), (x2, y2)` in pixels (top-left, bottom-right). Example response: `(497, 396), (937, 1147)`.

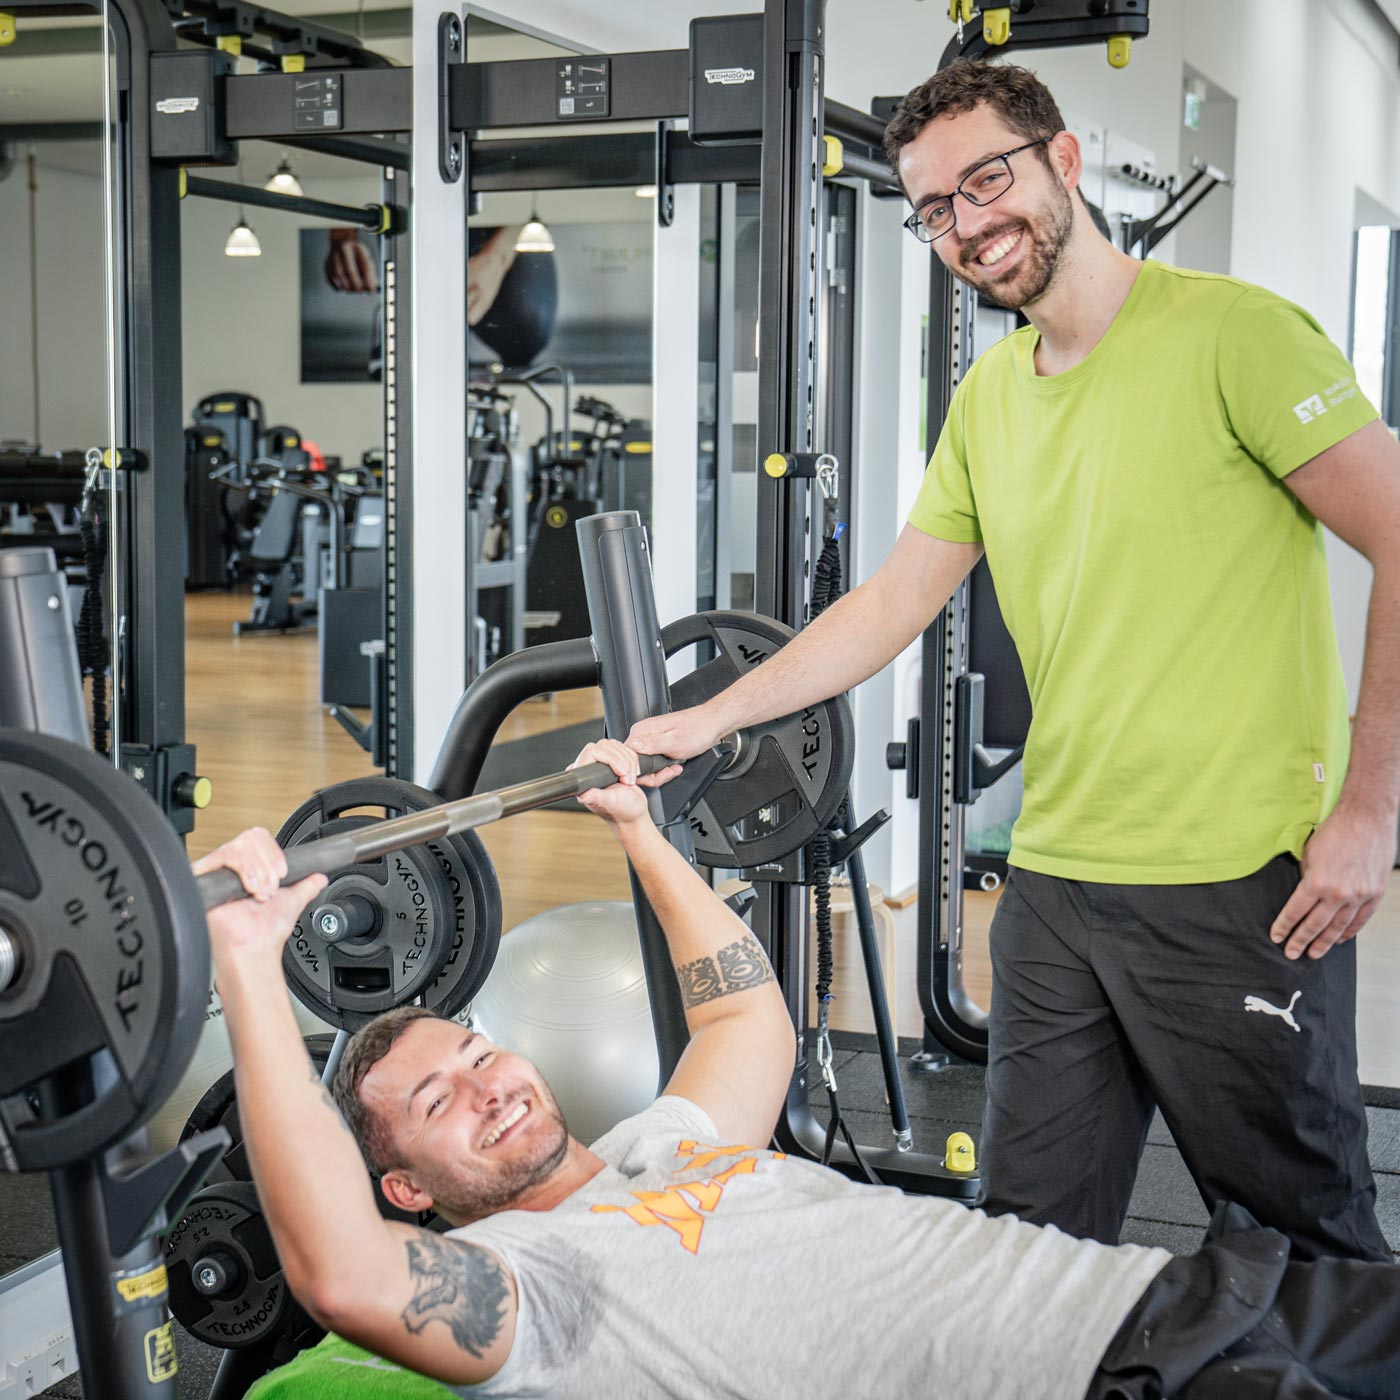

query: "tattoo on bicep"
(678, 934), (774, 1008)
(401, 1235), (511, 1358)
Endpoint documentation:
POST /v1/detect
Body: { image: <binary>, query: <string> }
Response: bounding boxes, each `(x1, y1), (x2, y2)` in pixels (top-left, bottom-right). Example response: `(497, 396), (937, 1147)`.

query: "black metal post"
(183, 174), (391, 230)
(755, 0), (824, 1147)
(844, 839), (911, 1148)
(209, 1346), (277, 1400)
(43, 1077), (178, 1400)
(292, 133), (411, 170)
(575, 511), (692, 1085)
(106, 0), (190, 803)
(833, 147), (899, 195)
(823, 98), (887, 149)
(428, 637), (599, 799)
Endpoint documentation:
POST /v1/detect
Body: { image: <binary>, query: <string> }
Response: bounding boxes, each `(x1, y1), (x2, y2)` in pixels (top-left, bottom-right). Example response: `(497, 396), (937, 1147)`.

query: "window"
(1351, 225), (1398, 429)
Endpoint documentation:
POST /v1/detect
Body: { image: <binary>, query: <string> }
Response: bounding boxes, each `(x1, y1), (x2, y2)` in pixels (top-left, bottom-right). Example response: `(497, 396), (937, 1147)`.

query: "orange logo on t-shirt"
(590, 1141), (786, 1254)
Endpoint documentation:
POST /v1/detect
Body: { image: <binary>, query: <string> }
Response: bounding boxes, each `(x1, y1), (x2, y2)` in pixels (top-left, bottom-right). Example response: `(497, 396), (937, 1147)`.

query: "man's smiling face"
(899, 103), (1076, 311)
(365, 1019), (571, 1224)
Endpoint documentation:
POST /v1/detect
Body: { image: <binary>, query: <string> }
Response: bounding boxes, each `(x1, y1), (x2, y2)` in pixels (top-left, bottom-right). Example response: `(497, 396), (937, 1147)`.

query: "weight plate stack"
(276, 778), (503, 1032)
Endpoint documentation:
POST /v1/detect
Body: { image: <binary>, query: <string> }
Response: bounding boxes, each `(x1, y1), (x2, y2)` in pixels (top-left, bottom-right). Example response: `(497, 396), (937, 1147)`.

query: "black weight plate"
(181, 1035), (337, 1185)
(420, 823), (503, 1023)
(663, 611), (854, 871)
(276, 779), (502, 1031)
(165, 1179), (306, 1350)
(285, 828), (451, 1029)
(0, 731), (208, 1172)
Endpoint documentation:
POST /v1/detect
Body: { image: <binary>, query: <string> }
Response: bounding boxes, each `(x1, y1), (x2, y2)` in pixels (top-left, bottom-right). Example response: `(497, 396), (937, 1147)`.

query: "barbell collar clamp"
(314, 894), (377, 944)
(193, 1250), (241, 1297)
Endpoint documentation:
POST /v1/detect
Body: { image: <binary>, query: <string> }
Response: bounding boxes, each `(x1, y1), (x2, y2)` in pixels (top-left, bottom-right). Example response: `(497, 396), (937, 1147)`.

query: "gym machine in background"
(1, 0), (411, 813)
(465, 382), (527, 674)
(0, 0), (905, 800)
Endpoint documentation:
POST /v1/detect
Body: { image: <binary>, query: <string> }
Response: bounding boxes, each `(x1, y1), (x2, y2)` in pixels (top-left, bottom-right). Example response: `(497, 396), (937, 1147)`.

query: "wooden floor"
(185, 591), (1400, 1087)
(186, 591), (632, 933)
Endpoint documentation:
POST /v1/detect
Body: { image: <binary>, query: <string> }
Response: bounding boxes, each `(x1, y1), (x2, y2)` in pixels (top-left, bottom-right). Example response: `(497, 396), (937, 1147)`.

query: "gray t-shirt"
(448, 1097), (1169, 1399)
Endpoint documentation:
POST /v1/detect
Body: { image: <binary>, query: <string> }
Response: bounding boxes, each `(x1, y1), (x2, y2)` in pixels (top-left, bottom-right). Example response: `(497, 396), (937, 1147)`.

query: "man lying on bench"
(202, 740), (1400, 1400)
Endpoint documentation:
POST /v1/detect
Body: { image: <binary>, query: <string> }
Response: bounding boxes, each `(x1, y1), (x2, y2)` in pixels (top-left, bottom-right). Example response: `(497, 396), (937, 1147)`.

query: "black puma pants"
(977, 855), (1389, 1262)
(1088, 1203), (1400, 1398)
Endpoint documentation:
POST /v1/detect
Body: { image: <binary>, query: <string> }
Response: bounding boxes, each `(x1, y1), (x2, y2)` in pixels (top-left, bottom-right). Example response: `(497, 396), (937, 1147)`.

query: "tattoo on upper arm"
(678, 934), (774, 1008)
(401, 1235), (511, 1359)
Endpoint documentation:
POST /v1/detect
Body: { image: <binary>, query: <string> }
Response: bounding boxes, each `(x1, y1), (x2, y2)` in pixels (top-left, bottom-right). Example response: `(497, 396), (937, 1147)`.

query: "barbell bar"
(193, 752), (687, 911)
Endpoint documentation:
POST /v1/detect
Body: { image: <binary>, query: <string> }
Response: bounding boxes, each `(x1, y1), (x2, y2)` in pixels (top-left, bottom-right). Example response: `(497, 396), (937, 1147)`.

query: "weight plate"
(662, 611), (854, 871)
(0, 730), (208, 1172)
(181, 1035), (337, 1185)
(276, 779), (502, 1032)
(285, 829), (451, 1028)
(165, 1179), (307, 1350)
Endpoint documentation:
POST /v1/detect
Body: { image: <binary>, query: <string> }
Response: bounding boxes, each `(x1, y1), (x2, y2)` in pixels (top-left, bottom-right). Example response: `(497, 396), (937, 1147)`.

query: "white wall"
(0, 157), (109, 451)
(1183, 0), (1400, 712)
(180, 172), (387, 465)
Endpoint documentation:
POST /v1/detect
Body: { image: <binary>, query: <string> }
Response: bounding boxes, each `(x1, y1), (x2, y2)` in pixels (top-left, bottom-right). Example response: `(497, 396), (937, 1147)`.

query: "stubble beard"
(421, 1091), (572, 1221)
(952, 182), (1075, 311)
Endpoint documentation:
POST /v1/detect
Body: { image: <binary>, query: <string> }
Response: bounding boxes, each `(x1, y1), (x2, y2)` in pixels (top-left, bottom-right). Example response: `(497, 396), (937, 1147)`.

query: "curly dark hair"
(882, 59), (1066, 174)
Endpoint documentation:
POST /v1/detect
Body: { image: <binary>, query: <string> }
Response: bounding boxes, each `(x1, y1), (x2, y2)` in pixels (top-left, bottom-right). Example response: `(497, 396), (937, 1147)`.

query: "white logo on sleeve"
(1244, 990), (1302, 1032)
(1293, 379), (1360, 425)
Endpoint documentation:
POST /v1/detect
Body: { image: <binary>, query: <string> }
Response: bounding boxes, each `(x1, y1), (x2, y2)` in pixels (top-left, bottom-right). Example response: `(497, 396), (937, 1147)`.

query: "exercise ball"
(469, 902), (659, 1146)
(147, 983), (335, 1150)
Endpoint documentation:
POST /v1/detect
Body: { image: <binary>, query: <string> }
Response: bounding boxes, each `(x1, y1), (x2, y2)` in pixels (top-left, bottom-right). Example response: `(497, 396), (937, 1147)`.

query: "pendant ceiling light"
(515, 209), (555, 254)
(264, 154), (304, 198)
(225, 215), (262, 257)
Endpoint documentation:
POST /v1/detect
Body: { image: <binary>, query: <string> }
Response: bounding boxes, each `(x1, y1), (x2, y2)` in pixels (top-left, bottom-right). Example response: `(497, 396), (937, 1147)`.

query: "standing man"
(629, 59), (1400, 1261)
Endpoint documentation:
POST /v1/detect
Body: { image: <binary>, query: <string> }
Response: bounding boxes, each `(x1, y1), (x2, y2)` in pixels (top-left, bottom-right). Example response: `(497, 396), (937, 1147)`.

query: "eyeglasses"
(903, 138), (1052, 244)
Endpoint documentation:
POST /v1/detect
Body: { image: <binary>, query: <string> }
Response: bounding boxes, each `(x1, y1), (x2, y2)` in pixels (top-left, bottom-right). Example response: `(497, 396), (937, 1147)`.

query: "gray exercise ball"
(469, 902), (659, 1146)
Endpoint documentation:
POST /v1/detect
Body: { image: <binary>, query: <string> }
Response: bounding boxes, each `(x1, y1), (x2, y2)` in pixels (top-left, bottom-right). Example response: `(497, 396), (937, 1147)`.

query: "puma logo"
(1243, 991), (1302, 1033)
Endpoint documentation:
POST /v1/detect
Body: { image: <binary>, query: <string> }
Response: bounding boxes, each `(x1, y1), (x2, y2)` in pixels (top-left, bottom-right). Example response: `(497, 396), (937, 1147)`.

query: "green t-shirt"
(908, 259), (1377, 883)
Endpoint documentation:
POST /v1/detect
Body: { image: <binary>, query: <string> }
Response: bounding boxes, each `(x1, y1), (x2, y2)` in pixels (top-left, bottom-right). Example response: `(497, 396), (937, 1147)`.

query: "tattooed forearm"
(678, 934), (774, 1008)
(401, 1235), (511, 1358)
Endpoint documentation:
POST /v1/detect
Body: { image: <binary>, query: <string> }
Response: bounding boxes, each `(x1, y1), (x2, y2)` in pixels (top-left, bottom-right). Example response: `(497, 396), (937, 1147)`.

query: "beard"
(951, 181), (1075, 311)
(416, 1089), (571, 1223)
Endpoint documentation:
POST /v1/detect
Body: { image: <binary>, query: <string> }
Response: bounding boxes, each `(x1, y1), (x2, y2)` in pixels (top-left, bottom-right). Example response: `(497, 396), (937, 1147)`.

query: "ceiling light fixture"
(515, 209), (555, 254)
(264, 154), (304, 197)
(224, 216), (262, 256)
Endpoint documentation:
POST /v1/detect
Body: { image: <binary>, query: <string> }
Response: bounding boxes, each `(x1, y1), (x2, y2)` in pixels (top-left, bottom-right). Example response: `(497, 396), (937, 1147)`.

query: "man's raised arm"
(627, 525), (982, 762)
(199, 834), (517, 1388)
(577, 741), (796, 1145)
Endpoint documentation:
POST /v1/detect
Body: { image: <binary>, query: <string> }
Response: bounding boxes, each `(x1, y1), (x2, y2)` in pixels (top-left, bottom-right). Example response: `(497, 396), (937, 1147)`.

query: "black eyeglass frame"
(902, 137), (1054, 243)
